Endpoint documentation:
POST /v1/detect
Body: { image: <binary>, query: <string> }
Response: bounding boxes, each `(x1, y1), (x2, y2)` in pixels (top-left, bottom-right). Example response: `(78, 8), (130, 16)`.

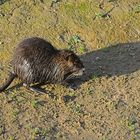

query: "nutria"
(0, 37), (85, 93)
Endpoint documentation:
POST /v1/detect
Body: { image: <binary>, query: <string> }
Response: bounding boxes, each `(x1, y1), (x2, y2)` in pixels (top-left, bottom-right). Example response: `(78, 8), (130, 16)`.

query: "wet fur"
(0, 37), (84, 92)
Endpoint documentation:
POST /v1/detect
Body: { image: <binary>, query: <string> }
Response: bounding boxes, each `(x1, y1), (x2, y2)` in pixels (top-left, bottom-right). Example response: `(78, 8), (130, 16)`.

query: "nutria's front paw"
(62, 95), (76, 103)
(68, 83), (77, 90)
(62, 82), (77, 90)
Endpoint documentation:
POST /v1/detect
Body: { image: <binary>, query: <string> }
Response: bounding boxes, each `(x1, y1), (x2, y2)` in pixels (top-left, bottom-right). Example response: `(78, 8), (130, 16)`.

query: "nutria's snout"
(78, 61), (85, 74)
(74, 59), (85, 76)
(78, 67), (85, 76)
(72, 66), (85, 77)
(82, 68), (85, 74)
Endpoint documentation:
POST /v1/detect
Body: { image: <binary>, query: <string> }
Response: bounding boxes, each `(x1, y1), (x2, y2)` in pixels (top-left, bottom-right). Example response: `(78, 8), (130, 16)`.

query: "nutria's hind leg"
(29, 86), (47, 94)
(23, 83), (47, 94)
(23, 83), (55, 98)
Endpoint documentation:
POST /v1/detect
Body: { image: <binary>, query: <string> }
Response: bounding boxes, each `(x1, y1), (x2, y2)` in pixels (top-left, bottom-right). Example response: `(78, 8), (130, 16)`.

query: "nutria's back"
(11, 37), (84, 85)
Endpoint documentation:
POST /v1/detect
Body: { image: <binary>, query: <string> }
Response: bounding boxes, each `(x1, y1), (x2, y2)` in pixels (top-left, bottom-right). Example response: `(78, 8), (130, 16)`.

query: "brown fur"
(0, 37), (85, 92)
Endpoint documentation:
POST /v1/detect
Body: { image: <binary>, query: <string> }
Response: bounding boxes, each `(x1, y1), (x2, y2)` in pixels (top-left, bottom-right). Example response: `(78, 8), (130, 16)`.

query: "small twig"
(93, 6), (115, 20)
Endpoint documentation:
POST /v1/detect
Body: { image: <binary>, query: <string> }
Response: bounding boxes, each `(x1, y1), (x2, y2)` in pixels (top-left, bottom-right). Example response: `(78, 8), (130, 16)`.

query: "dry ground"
(0, 0), (140, 139)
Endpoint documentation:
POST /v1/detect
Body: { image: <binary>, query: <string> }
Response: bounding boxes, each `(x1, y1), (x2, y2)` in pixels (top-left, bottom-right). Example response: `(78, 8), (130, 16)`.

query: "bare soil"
(0, 0), (140, 140)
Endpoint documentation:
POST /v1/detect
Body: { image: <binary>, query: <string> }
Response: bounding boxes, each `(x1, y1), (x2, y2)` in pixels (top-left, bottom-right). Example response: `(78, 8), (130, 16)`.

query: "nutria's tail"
(0, 72), (16, 92)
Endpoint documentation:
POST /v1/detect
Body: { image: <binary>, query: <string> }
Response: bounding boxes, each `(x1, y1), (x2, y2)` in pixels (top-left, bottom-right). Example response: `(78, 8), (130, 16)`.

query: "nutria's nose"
(82, 68), (85, 73)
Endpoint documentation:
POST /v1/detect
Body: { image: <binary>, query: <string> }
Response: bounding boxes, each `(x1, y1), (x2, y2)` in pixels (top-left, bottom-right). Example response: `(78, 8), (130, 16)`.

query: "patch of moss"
(0, 0), (9, 5)
(77, 2), (89, 12)
(63, 2), (94, 27)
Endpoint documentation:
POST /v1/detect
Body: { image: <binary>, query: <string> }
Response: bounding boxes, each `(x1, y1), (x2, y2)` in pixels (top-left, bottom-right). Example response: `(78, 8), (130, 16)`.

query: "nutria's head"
(57, 50), (85, 80)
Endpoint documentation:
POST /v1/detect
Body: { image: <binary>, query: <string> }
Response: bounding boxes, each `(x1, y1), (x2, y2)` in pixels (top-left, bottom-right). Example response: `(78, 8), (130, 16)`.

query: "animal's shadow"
(72, 42), (140, 87)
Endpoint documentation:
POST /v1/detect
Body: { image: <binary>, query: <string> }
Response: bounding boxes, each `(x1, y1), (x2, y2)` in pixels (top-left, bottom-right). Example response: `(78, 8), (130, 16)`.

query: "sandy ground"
(0, 0), (140, 139)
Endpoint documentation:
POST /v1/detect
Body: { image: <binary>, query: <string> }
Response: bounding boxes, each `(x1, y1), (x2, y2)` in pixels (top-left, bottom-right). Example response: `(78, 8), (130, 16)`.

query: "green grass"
(90, 74), (98, 81)
(127, 116), (140, 139)
(31, 99), (40, 109)
(30, 99), (46, 109)
(67, 35), (87, 54)
(0, 0), (9, 5)
(9, 136), (15, 140)
(31, 127), (47, 140)
(133, 5), (140, 13)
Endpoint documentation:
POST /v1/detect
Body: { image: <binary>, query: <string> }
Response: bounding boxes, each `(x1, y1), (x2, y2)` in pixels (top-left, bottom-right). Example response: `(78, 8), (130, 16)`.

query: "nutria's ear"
(65, 55), (72, 61)
(60, 50), (74, 61)
(64, 51), (74, 61)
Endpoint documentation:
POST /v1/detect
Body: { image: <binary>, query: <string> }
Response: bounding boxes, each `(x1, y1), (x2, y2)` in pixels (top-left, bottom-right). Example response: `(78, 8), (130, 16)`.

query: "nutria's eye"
(74, 59), (79, 64)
